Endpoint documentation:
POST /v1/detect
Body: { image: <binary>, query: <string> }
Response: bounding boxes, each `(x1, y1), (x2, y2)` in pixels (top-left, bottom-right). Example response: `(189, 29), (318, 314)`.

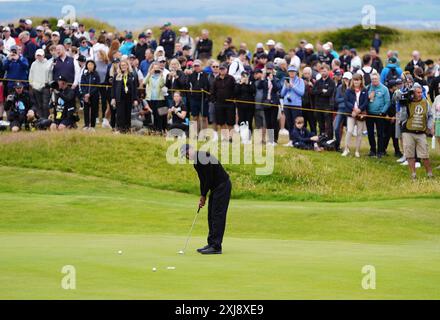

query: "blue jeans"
(333, 112), (346, 150)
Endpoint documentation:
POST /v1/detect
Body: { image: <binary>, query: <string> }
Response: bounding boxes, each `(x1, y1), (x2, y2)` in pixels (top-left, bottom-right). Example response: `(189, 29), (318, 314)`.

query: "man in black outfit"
(181, 144), (232, 255)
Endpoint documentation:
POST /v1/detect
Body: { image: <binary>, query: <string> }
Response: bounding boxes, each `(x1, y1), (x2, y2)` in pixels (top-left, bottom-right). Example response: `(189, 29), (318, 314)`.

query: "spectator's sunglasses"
(212, 65), (219, 69)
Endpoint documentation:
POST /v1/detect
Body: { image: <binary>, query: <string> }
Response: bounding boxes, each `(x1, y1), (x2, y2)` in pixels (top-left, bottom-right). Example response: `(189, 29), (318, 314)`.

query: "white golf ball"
(178, 250), (184, 255)
(118, 250), (122, 255)
(152, 267), (157, 272)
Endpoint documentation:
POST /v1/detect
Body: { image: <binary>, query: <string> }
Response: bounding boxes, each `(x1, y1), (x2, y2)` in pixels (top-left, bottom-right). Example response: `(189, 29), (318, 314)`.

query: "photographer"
(4, 81), (32, 132)
(49, 75), (78, 131)
(398, 83), (434, 179)
(3, 45), (29, 90)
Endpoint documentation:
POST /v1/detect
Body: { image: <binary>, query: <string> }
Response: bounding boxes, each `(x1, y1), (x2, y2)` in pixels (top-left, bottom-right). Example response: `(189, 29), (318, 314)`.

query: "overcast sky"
(1, 0), (439, 31)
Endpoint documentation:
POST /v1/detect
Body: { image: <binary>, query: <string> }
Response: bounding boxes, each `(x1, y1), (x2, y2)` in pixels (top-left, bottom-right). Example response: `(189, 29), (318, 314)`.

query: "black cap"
(112, 58), (120, 64)
(254, 68), (263, 74)
(182, 45), (191, 51)
(57, 75), (68, 82)
(77, 55), (87, 63)
(14, 81), (24, 88)
(219, 63), (228, 70)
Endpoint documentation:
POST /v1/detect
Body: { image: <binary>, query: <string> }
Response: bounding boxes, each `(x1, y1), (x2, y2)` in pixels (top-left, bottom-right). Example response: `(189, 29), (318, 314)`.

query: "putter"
(178, 207), (201, 255)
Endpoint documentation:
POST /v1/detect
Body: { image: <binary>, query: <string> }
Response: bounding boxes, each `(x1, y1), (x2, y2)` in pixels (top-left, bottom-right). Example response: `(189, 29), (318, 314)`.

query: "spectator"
(367, 73), (390, 158)
(235, 70), (255, 134)
(339, 45), (351, 72)
(78, 36), (94, 60)
(431, 93), (440, 169)
(195, 29), (213, 61)
(318, 43), (334, 66)
(29, 49), (52, 119)
(140, 48), (154, 77)
(312, 64), (335, 138)
(281, 65), (305, 144)
(211, 63), (236, 141)
(159, 22), (176, 59)
(119, 33), (135, 56)
(2, 27), (16, 54)
(3, 45), (29, 89)
(291, 116), (323, 151)
(253, 68), (266, 142)
(177, 27), (194, 57)
(24, 19), (37, 38)
(20, 31), (37, 66)
(144, 29), (158, 51)
(334, 72), (352, 153)
(383, 80), (403, 158)
(165, 58), (187, 107)
(350, 49), (362, 73)
(405, 51), (425, 77)
(357, 54), (377, 86)
(144, 61), (167, 133)
(134, 33), (149, 62)
(228, 50), (246, 83)
(372, 33), (382, 53)
(167, 91), (189, 136)
(79, 60), (101, 131)
(342, 73), (369, 158)
(304, 43), (318, 66)
(381, 56), (403, 88)
(52, 45), (80, 88)
(217, 40), (235, 63)
(186, 59), (210, 130)
(301, 67), (316, 134)
(370, 48), (383, 74)
(260, 65), (281, 145)
(266, 40), (276, 61)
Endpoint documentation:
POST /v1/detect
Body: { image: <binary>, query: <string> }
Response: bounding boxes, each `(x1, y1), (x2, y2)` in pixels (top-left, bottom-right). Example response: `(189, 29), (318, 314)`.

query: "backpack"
(385, 68), (399, 88)
(361, 67), (373, 86)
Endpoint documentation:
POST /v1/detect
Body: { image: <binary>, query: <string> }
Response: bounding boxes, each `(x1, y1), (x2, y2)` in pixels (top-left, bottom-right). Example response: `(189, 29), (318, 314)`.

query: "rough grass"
(0, 131), (439, 202)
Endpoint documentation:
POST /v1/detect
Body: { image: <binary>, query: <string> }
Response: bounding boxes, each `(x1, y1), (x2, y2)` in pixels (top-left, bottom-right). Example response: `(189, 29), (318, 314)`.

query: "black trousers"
(207, 179), (232, 250)
(116, 98), (132, 133)
(303, 109), (317, 134)
(149, 100), (167, 132)
(316, 110), (333, 139)
(263, 106), (279, 143)
(237, 103), (255, 132)
(83, 95), (99, 127)
(366, 117), (385, 154)
(384, 119), (401, 155)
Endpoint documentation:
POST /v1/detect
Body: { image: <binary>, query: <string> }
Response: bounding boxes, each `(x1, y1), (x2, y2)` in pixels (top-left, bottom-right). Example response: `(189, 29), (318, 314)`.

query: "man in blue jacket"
(380, 57), (402, 87)
(281, 65), (305, 143)
(367, 73), (390, 158)
(160, 22), (176, 59)
(3, 45), (29, 90)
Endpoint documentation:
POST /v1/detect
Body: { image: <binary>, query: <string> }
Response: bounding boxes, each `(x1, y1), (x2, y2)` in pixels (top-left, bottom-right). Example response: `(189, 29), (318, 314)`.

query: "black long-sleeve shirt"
(194, 152), (230, 197)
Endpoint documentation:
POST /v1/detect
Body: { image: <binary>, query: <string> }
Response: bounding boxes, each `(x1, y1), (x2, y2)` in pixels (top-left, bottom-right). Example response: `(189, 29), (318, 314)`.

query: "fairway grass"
(0, 166), (439, 299)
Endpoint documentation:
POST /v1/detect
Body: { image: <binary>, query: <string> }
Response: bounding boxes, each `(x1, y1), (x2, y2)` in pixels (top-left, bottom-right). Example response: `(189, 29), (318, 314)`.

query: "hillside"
(0, 131), (439, 202)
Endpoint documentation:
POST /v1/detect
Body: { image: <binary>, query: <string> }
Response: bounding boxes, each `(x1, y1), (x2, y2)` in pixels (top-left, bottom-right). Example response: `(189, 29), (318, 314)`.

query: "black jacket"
(187, 71), (209, 99)
(312, 77), (335, 110)
(52, 87), (76, 121)
(405, 60), (425, 76)
(194, 152), (230, 197)
(111, 73), (138, 104)
(211, 74), (236, 104)
(79, 70), (101, 97)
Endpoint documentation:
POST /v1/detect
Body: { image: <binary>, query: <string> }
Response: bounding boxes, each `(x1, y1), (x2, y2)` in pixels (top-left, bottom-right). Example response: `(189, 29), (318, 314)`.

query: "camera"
(49, 81), (59, 90)
(396, 88), (414, 105)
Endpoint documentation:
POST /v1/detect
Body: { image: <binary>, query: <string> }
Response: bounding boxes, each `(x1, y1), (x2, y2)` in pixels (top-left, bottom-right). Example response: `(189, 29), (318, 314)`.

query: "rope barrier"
(0, 77), (396, 120)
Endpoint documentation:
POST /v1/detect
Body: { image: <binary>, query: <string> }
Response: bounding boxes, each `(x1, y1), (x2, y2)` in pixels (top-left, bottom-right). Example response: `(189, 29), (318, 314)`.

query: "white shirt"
(228, 58), (245, 83)
(3, 36), (16, 54)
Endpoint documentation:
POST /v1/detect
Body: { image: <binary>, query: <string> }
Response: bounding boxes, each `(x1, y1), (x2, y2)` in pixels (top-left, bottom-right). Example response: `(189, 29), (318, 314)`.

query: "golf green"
(0, 165), (439, 299)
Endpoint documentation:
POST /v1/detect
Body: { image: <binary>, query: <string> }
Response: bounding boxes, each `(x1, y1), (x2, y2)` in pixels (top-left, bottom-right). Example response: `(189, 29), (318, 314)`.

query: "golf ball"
(152, 267), (157, 272)
(118, 250), (122, 255)
(178, 250), (184, 255)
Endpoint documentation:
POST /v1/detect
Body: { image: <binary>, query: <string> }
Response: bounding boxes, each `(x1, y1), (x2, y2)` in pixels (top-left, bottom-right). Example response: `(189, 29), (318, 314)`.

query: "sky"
(0, 0), (439, 31)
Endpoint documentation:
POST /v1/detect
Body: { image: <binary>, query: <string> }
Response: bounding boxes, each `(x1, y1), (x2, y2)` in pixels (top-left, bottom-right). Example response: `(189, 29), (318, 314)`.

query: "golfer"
(181, 144), (232, 255)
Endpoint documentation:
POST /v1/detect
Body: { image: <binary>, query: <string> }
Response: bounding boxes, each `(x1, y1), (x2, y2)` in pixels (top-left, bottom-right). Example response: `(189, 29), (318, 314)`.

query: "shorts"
(215, 103), (235, 126)
(402, 132), (429, 159)
(254, 109), (266, 129)
(190, 97), (208, 117)
(55, 118), (75, 127)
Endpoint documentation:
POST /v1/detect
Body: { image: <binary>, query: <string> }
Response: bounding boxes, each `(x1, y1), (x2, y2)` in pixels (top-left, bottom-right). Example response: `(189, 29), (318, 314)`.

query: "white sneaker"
(283, 141), (293, 147)
(279, 129), (289, 136)
(82, 126), (89, 131)
(415, 162), (421, 169)
(102, 118), (111, 128)
(96, 118), (100, 124)
(355, 151), (360, 158)
(341, 149), (350, 157)
(212, 131), (219, 142)
(401, 160), (409, 166)
(267, 142), (277, 146)
(397, 156), (406, 163)
(234, 124), (240, 133)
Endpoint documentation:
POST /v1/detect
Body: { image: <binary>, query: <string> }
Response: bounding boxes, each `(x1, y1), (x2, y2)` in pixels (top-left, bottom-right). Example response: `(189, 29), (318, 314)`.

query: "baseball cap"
(266, 62), (275, 70)
(256, 43), (264, 49)
(219, 62), (228, 69)
(89, 28), (96, 33)
(112, 58), (121, 64)
(305, 43), (314, 50)
(77, 55), (87, 63)
(323, 44), (331, 51)
(182, 45), (191, 51)
(71, 22), (79, 29)
(333, 69), (342, 77)
(25, 19), (32, 25)
(35, 49), (45, 57)
(254, 68), (263, 74)
(57, 75), (68, 82)
(52, 31), (60, 37)
(388, 57), (397, 64)
(10, 45), (18, 51)
(179, 27), (188, 33)
(125, 33), (133, 39)
(57, 19), (65, 28)
(63, 38), (72, 45)
(266, 39), (275, 46)
(288, 65), (298, 72)
(3, 26), (10, 32)
(193, 59), (202, 66)
(157, 56), (167, 62)
(162, 22), (172, 28)
(343, 72), (352, 80)
(36, 25), (44, 32)
(14, 81), (24, 88)
(146, 29), (153, 34)
(138, 32), (146, 39)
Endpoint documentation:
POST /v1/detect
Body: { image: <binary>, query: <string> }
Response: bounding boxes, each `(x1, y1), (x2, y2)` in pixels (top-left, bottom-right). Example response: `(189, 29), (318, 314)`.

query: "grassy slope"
(0, 131), (439, 202)
(0, 166), (439, 299)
